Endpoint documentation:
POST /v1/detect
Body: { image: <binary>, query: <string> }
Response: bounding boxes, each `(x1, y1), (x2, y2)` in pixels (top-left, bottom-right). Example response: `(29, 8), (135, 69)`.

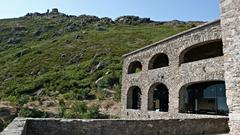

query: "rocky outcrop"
(77, 15), (100, 25)
(99, 17), (114, 24)
(115, 16), (152, 24)
(24, 9), (204, 27)
(50, 8), (59, 14)
(25, 8), (66, 18)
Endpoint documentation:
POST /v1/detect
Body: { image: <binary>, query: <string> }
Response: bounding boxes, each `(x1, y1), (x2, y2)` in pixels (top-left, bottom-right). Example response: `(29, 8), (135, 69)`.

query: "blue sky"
(0, 0), (220, 21)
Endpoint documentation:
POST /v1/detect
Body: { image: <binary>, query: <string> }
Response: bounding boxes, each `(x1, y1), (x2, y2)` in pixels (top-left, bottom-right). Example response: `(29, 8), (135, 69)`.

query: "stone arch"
(148, 83), (169, 112)
(127, 61), (142, 74)
(148, 53), (169, 69)
(179, 40), (223, 65)
(179, 80), (228, 115)
(127, 86), (142, 109)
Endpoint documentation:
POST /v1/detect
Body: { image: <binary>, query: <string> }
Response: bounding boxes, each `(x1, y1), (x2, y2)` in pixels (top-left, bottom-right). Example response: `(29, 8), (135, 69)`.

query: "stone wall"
(220, 0), (240, 134)
(0, 118), (230, 135)
(0, 118), (26, 135)
(121, 20), (223, 119)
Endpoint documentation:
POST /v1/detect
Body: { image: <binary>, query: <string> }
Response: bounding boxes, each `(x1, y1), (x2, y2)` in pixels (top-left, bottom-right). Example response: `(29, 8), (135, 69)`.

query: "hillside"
(0, 9), (204, 129)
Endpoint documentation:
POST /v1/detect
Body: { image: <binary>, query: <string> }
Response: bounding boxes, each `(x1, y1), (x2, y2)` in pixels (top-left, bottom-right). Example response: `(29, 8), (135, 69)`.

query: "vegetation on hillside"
(0, 9), (202, 123)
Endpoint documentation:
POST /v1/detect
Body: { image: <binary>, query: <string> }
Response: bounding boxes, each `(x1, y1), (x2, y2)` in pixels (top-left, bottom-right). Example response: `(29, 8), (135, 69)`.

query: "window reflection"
(180, 81), (228, 116)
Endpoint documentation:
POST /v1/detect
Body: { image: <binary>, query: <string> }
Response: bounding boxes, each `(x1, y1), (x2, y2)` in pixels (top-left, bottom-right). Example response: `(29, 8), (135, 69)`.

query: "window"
(149, 53), (169, 69)
(179, 81), (228, 116)
(180, 40), (223, 65)
(127, 86), (142, 109)
(128, 61), (142, 74)
(148, 83), (169, 112)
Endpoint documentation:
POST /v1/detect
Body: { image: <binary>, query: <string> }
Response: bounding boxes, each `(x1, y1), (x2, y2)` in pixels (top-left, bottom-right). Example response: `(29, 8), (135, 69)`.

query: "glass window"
(179, 81), (228, 116)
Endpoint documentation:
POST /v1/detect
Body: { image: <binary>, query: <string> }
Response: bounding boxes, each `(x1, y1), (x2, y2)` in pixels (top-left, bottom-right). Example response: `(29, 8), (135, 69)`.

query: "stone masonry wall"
(1, 118), (229, 135)
(121, 20), (223, 119)
(220, 0), (240, 134)
(0, 118), (27, 135)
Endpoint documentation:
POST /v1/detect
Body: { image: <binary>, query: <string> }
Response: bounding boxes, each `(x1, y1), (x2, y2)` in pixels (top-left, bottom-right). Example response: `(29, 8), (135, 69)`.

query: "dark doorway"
(148, 83), (169, 112)
(127, 86), (142, 109)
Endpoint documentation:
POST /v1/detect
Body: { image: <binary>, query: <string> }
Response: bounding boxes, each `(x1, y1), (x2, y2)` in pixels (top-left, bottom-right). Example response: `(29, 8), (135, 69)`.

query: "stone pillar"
(220, 0), (240, 134)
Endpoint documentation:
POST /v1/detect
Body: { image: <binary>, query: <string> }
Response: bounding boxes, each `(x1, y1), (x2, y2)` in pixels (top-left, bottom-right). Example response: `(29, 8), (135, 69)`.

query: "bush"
(58, 101), (99, 119)
(62, 88), (92, 100)
(63, 91), (77, 100)
(93, 89), (107, 100)
(16, 95), (30, 106)
(19, 108), (48, 118)
(86, 104), (99, 119)
(57, 98), (66, 118)
(75, 88), (91, 100)
(3, 96), (17, 104)
(96, 72), (119, 89)
(113, 84), (121, 101)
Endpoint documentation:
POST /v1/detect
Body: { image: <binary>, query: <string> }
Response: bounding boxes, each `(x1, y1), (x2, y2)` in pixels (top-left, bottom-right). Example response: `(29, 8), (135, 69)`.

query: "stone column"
(220, 0), (240, 134)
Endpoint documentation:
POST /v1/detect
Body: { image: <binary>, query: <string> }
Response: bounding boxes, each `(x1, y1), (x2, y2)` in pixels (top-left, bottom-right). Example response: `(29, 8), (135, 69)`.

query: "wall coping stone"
(0, 118), (27, 135)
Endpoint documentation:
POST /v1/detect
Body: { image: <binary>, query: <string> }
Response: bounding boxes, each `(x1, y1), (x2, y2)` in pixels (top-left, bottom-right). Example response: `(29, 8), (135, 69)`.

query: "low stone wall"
(1, 117), (229, 135)
(0, 118), (26, 135)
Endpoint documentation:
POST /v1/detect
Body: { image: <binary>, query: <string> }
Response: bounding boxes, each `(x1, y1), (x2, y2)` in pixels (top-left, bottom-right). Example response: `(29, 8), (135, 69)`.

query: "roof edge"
(122, 19), (221, 58)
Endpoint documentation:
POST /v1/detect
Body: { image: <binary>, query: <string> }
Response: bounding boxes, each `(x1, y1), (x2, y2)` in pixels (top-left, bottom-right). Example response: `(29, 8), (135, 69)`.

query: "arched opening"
(127, 61), (142, 74)
(179, 81), (228, 116)
(127, 86), (142, 109)
(148, 83), (169, 112)
(149, 53), (169, 69)
(179, 40), (223, 65)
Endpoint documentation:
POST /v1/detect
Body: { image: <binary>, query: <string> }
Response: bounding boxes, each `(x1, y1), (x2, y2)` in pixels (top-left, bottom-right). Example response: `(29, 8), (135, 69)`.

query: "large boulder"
(51, 8), (59, 14)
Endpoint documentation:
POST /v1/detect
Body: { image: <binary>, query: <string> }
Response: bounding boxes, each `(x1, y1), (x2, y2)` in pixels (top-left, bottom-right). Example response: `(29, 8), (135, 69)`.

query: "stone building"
(121, 19), (225, 119)
(121, 0), (240, 134)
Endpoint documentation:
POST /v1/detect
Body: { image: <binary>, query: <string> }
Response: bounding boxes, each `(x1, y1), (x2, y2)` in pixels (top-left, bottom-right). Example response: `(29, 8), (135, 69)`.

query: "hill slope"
(0, 9), (203, 124)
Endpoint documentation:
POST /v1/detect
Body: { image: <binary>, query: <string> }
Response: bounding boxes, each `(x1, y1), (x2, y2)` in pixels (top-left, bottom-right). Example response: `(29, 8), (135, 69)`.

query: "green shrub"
(63, 91), (78, 100)
(19, 108), (48, 118)
(72, 101), (88, 113)
(85, 104), (99, 119)
(113, 84), (121, 101)
(80, 88), (91, 100)
(16, 95), (30, 106)
(57, 98), (66, 117)
(93, 89), (107, 100)
(96, 72), (120, 89)
(58, 101), (99, 119)
(3, 96), (17, 104)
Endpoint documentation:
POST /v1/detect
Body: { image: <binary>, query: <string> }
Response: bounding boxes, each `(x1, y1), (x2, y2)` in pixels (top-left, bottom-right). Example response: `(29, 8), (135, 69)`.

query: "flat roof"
(122, 19), (221, 58)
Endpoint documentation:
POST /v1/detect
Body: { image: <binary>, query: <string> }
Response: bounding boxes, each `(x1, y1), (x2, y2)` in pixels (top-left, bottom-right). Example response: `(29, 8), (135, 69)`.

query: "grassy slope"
(0, 15), (193, 118)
